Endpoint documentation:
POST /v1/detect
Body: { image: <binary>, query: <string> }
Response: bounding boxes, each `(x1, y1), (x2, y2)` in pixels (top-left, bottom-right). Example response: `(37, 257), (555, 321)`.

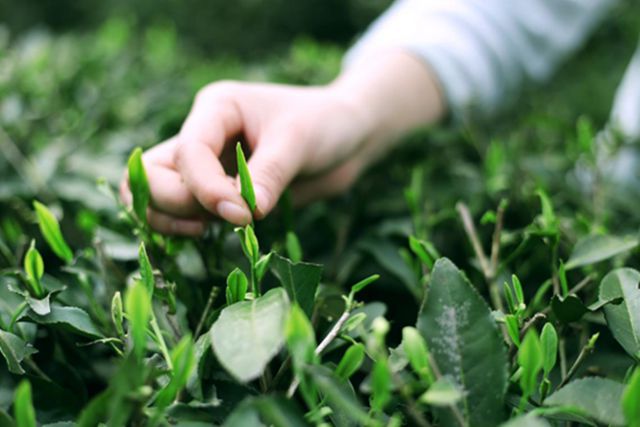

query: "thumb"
(246, 130), (306, 219)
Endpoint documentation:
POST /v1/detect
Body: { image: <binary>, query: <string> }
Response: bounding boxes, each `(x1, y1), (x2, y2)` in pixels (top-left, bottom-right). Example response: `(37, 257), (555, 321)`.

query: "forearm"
(329, 49), (446, 149)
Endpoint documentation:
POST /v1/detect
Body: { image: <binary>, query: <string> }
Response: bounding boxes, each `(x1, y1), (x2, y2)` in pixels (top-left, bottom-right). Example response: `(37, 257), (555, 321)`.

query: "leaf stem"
(558, 336), (596, 388)
(150, 310), (173, 371)
(194, 286), (220, 338)
(456, 202), (491, 279)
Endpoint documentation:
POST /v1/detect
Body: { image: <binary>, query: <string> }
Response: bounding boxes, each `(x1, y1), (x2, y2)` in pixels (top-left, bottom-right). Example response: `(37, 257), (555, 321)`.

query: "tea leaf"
(420, 377), (463, 407)
(156, 335), (196, 408)
(125, 281), (151, 359)
(127, 147), (151, 224)
(518, 329), (543, 397)
(210, 288), (289, 382)
(402, 326), (434, 385)
(138, 242), (154, 297)
(33, 201), (73, 263)
(236, 142), (256, 213)
(500, 414), (550, 427)
(225, 268), (248, 305)
(23, 240), (45, 298)
(0, 330), (37, 375)
(270, 254), (322, 317)
(351, 274), (380, 295)
(370, 358), (391, 412)
(540, 323), (558, 376)
(550, 294), (588, 324)
(566, 234), (638, 270)
(544, 377), (625, 426)
(14, 380), (36, 427)
(285, 231), (303, 263)
(111, 291), (124, 336)
(417, 258), (508, 426)
(335, 343), (365, 381)
(598, 268), (640, 359)
(28, 305), (102, 338)
(285, 304), (317, 370)
(623, 368), (640, 427)
(224, 395), (308, 427)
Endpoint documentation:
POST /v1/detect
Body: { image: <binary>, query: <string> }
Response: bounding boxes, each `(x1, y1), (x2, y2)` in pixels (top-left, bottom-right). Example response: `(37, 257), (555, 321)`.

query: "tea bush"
(1, 3), (640, 425)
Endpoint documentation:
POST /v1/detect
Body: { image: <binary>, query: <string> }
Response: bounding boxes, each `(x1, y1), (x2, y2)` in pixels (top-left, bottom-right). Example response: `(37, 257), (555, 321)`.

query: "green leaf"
(417, 258), (508, 426)
(370, 358), (391, 412)
(33, 201), (73, 263)
(127, 147), (151, 224)
(500, 414), (550, 427)
(125, 281), (151, 359)
(307, 365), (370, 426)
(420, 377), (463, 407)
(518, 330), (543, 397)
(27, 305), (102, 338)
(598, 268), (640, 359)
(505, 314), (521, 347)
(402, 326), (434, 385)
(226, 268), (248, 305)
(350, 274), (380, 295)
(536, 189), (558, 233)
(210, 288), (290, 382)
(111, 291), (124, 336)
(14, 380), (36, 427)
(540, 323), (558, 377)
(359, 238), (419, 298)
(623, 368), (640, 427)
(335, 343), (365, 381)
(236, 142), (256, 213)
(565, 235), (638, 270)
(285, 304), (317, 371)
(550, 294), (588, 324)
(0, 330), (37, 375)
(270, 254), (322, 318)
(544, 377), (626, 426)
(224, 396), (308, 427)
(285, 231), (303, 263)
(255, 252), (273, 284)
(408, 236), (438, 269)
(156, 335), (196, 409)
(23, 240), (45, 298)
(244, 225), (259, 264)
(138, 242), (154, 297)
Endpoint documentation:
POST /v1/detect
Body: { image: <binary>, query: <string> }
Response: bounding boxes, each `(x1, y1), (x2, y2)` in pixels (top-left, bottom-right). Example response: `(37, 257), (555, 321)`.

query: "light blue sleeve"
(345, 0), (618, 121)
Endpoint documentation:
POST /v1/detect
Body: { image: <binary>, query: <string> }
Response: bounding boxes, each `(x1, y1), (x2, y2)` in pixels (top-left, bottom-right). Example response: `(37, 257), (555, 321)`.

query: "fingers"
(247, 127), (306, 218)
(175, 83), (252, 225)
(147, 209), (206, 236)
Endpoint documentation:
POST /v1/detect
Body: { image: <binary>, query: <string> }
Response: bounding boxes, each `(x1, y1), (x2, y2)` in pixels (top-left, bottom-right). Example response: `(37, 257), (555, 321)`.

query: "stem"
(150, 310), (173, 371)
(558, 339), (595, 388)
(456, 202), (491, 279)
(194, 286), (220, 338)
(489, 200), (506, 275)
(9, 301), (29, 334)
(287, 309), (352, 398)
(559, 337), (567, 379)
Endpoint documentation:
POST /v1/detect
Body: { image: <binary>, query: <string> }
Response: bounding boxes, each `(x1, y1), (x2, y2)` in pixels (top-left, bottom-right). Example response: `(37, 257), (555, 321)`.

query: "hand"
(120, 51), (445, 235)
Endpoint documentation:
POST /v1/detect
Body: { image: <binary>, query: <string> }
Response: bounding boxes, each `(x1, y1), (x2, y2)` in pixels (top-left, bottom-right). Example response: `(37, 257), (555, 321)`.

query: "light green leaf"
(14, 380), (36, 427)
(156, 335), (196, 409)
(23, 241), (45, 298)
(0, 330), (37, 375)
(417, 258), (508, 426)
(138, 242), (154, 297)
(566, 235), (638, 270)
(33, 201), (73, 263)
(285, 304), (317, 370)
(598, 268), (640, 359)
(285, 231), (303, 263)
(28, 305), (102, 338)
(127, 147), (151, 224)
(420, 377), (463, 407)
(335, 343), (365, 381)
(402, 326), (434, 385)
(370, 358), (391, 412)
(111, 291), (124, 336)
(540, 323), (558, 376)
(210, 288), (290, 382)
(236, 142), (256, 213)
(270, 254), (322, 318)
(544, 377), (625, 426)
(623, 368), (640, 427)
(500, 414), (551, 427)
(518, 330), (543, 397)
(226, 268), (248, 305)
(125, 281), (151, 359)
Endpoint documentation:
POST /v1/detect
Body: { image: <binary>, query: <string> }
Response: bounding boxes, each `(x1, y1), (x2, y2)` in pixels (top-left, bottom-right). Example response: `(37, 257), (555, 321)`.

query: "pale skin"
(120, 50), (446, 235)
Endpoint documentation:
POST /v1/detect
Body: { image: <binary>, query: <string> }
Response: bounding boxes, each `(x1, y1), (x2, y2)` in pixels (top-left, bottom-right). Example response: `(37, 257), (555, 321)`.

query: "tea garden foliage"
(1, 2), (640, 425)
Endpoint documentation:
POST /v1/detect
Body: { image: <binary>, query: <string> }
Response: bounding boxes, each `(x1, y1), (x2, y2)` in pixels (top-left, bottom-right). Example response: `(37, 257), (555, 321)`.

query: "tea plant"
(1, 5), (640, 426)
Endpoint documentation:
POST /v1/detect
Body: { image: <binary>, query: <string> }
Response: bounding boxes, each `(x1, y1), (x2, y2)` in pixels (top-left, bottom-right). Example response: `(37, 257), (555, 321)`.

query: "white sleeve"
(345, 0), (617, 120)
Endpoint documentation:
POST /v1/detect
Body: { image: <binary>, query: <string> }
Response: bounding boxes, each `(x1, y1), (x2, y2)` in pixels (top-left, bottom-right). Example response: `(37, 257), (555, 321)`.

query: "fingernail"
(217, 201), (251, 225)
(254, 185), (270, 215)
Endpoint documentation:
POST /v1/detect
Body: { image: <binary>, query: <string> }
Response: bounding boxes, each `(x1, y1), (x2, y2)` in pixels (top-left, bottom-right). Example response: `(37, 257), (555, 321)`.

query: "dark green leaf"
(210, 288), (290, 382)
(500, 414), (550, 427)
(566, 235), (638, 270)
(27, 305), (102, 338)
(236, 142), (256, 213)
(0, 330), (37, 375)
(598, 268), (640, 359)
(270, 254), (322, 317)
(14, 380), (36, 427)
(127, 147), (150, 224)
(544, 377), (625, 426)
(33, 201), (73, 263)
(417, 258), (507, 426)
(551, 294), (588, 324)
